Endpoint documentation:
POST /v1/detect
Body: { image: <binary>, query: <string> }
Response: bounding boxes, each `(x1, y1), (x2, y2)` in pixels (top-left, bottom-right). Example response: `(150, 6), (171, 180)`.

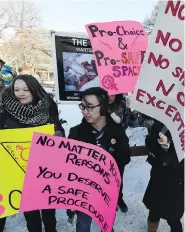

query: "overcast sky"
(0, 0), (158, 41)
(35, 0), (158, 32)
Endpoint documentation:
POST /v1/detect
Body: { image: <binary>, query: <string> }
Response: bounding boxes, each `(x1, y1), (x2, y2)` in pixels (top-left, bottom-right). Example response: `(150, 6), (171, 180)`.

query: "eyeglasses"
(79, 103), (101, 112)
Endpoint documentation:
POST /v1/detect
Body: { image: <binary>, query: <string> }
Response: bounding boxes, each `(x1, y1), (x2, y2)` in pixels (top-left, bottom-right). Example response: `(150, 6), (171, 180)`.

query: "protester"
(0, 59), (5, 72)
(0, 218), (6, 232)
(108, 94), (126, 125)
(68, 87), (131, 232)
(108, 94), (128, 212)
(0, 59), (16, 86)
(0, 78), (5, 93)
(0, 74), (65, 232)
(143, 120), (184, 232)
(0, 77), (6, 131)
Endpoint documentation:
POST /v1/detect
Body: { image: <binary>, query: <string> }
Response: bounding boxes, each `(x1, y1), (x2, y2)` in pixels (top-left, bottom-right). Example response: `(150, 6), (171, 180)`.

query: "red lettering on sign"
(177, 92), (185, 106)
(148, 52), (170, 69)
(156, 80), (175, 96)
(155, 30), (182, 52)
(136, 89), (146, 103)
(165, 105), (177, 117)
(156, 100), (166, 109)
(156, 30), (171, 46)
(179, 130), (185, 148)
(146, 93), (156, 107)
(165, 0), (185, 20)
(173, 112), (184, 131)
(172, 67), (185, 87)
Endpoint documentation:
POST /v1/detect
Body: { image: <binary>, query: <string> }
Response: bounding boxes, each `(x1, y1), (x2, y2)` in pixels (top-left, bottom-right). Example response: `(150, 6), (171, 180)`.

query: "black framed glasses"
(79, 103), (101, 112)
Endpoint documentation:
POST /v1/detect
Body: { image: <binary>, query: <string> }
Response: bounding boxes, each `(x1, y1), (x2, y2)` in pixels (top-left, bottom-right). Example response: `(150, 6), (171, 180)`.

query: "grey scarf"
(3, 96), (50, 126)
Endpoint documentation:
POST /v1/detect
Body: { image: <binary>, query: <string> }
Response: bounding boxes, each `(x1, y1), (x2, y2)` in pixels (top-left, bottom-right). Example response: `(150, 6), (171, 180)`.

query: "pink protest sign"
(20, 133), (121, 232)
(86, 21), (148, 95)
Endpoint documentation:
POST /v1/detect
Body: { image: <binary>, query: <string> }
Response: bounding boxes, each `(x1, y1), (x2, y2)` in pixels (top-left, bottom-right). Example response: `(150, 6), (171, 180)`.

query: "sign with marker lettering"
(86, 21), (148, 95)
(0, 125), (54, 218)
(20, 133), (121, 232)
(131, 0), (184, 161)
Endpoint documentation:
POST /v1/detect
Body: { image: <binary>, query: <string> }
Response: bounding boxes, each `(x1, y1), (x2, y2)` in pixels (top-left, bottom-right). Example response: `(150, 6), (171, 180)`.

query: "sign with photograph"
(51, 32), (100, 101)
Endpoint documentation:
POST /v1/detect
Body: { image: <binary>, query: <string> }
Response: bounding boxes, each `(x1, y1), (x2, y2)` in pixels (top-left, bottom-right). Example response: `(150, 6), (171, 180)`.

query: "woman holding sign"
(0, 75), (65, 232)
(144, 120), (184, 232)
(68, 87), (131, 232)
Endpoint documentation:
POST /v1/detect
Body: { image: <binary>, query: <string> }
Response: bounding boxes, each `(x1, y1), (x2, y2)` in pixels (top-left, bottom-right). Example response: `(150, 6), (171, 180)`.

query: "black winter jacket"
(143, 121), (184, 219)
(68, 116), (131, 173)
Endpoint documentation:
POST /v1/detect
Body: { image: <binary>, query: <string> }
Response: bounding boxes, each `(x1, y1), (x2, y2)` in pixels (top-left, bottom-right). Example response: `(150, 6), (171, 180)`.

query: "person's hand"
(149, 151), (155, 157)
(157, 132), (170, 151)
(158, 132), (167, 144)
(111, 112), (121, 124)
(161, 144), (170, 151)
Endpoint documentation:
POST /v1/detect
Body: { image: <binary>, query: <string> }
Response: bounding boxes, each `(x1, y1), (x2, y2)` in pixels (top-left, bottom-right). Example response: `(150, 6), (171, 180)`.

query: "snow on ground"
(126, 127), (148, 146)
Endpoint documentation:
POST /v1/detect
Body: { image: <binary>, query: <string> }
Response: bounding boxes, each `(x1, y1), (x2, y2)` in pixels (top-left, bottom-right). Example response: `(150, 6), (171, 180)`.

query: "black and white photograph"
(54, 35), (100, 101)
(63, 52), (99, 92)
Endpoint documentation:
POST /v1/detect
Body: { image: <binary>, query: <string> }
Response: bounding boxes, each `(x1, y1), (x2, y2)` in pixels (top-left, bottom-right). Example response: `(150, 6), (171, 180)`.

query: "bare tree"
(143, 2), (160, 35)
(0, 0), (52, 81)
(2, 28), (52, 73)
(7, 0), (42, 29)
(0, 4), (12, 37)
(0, 0), (41, 30)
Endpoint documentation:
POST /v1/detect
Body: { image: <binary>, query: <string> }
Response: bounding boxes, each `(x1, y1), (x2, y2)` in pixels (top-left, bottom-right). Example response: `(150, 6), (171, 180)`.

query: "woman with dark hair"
(108, 94), (126, 125)
(0, 75), (65, 232)
(108, 94), (128, 213)
(144, 120), (184, 232)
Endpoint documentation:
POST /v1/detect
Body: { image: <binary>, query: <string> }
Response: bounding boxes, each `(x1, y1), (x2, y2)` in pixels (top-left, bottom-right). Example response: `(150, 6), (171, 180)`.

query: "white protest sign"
(131, 0), (184, 161)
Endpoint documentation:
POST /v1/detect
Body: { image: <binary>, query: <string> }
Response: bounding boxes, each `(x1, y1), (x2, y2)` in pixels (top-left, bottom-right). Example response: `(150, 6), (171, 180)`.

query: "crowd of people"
(0, 70), (184, 232)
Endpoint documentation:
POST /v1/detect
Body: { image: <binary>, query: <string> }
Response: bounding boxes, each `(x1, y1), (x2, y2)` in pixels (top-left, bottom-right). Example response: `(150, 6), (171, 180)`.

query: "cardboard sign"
(130, 0), (184, 161)
(20, 133), (121, 232)
(0, 125), (54, 218)
(86, 21), (148, 95)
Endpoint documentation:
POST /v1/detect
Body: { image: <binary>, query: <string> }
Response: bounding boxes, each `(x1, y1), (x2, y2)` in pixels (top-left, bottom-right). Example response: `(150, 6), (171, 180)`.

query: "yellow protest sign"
(0, 124), (54, 218)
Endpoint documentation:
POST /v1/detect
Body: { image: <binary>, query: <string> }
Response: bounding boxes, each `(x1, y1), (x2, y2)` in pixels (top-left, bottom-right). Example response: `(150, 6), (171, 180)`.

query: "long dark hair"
(108, 94), (126, 122)
(114, 94), (124, 106)
(9, 75), (52, 105)
(109, 94), (125, 110)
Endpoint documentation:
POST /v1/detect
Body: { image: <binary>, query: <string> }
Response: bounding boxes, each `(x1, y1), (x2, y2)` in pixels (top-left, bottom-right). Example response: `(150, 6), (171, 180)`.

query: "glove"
(158, 132), (170, 151)
(111, 112), (121, 124)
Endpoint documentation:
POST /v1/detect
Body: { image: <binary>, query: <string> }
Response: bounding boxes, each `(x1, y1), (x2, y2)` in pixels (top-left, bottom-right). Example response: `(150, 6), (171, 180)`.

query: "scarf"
(3, 96), (50, 126)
